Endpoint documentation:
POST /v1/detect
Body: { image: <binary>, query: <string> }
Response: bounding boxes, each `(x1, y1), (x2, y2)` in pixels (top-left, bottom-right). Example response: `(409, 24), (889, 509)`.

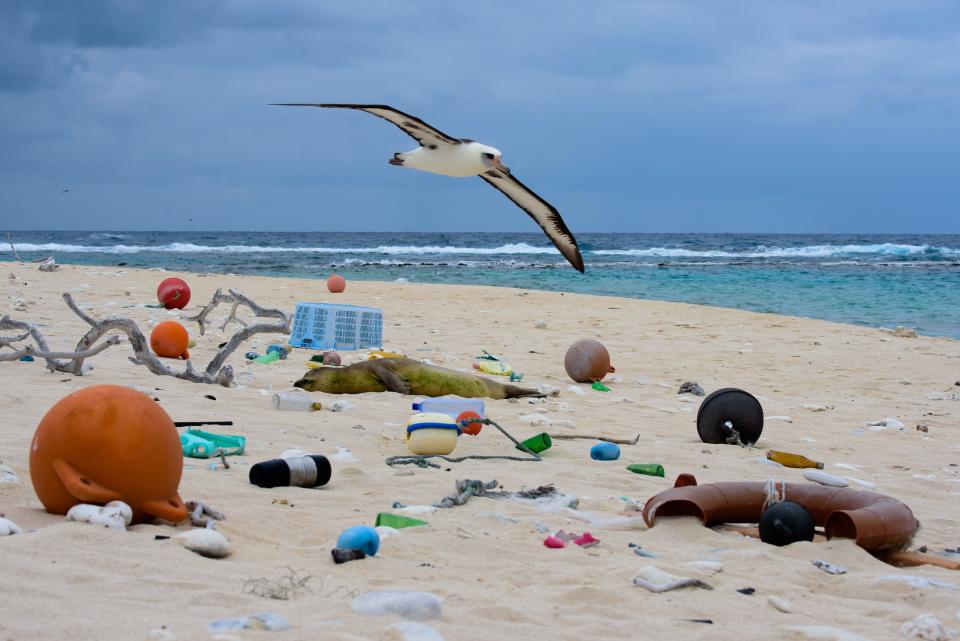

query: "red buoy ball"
(157, 277), (191, 309)
(327, 274), (346, 293)
(457, 410), (483, 436)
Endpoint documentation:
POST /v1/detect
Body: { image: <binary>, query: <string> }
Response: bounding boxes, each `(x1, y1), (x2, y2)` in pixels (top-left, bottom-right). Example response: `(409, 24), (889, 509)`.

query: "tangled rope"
(385, 417), (542, 469)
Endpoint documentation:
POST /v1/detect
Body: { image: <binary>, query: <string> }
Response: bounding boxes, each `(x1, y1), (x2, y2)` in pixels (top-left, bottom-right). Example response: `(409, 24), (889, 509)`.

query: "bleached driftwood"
(182, 287), (249, 335)
(0, 289), (290, 387)
(0, 315), (111, 373)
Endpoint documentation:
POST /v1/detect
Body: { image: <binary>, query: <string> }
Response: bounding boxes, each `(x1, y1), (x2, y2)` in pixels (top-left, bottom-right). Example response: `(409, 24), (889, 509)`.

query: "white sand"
(1, 263), (959, 640)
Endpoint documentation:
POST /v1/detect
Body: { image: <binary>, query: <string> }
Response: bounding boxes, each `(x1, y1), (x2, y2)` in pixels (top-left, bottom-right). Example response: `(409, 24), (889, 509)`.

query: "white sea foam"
(13, 241), (960, 259)
(594, 243), (958, 258)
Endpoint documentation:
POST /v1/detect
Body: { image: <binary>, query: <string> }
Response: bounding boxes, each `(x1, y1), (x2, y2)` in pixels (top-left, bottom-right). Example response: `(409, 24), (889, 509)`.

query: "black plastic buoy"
(759, 501), (815, 546)
(249, 454), (332, 489)
(696, 387), (764, 445)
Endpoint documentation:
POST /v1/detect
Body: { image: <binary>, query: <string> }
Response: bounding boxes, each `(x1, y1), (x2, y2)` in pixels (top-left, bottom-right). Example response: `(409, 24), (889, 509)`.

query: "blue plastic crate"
(288, 302), (383, 351)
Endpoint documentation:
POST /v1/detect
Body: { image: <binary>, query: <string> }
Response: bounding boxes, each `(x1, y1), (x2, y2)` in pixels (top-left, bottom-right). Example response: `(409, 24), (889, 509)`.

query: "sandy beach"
(1, 263), (959, 641)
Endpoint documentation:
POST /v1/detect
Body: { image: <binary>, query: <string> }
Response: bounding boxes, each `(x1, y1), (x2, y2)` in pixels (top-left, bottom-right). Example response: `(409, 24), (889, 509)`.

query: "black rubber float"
(696, 387), (764, 445)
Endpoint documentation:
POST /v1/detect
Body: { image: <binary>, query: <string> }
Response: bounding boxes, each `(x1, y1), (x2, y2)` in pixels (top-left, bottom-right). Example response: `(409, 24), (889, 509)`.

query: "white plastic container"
(411, 397), (484, 421)
(272, 392), (322, 411)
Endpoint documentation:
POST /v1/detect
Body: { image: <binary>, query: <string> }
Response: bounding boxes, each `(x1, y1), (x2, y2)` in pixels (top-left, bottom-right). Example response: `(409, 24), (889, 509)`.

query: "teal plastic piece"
(253, 351), (281, 364)
(180, 429), (246, 459)
(509, 372), (524, 382)
(591, 381), (611, 392)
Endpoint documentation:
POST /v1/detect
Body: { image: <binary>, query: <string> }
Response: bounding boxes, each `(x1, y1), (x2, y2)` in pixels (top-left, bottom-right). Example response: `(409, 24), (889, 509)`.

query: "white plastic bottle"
(411, 397), (484, 420)
(272, 392), (322, 411)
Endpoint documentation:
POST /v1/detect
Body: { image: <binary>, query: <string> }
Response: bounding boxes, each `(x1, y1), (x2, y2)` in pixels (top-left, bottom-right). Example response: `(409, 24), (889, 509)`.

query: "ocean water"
(5, 231), (960, 338)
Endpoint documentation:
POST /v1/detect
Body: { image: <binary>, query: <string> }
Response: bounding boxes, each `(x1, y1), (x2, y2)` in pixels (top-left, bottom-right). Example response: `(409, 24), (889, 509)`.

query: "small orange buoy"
(150, 321), (190, 359)
(156, 277), (191, 309)
(327, 274), (346, 293)
(457, 410), (483, 435)
(29, 385), (187, 524)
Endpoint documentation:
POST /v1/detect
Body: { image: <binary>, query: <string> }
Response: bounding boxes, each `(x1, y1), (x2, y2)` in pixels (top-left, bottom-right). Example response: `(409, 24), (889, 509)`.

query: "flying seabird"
(272, 103), (585, 272)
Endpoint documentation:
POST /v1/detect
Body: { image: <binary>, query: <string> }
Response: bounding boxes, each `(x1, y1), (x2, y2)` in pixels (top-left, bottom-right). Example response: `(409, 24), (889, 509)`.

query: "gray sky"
(2, 0), (959, 232)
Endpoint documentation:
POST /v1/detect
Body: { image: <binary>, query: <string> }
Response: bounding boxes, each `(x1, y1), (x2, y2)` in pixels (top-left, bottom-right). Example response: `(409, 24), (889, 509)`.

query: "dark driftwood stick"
(549, 433), (640, 445)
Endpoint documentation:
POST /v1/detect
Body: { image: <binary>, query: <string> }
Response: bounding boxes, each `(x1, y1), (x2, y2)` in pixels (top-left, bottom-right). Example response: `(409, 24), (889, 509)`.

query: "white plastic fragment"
(632, 566), (713, 592)
(767, 595), (792, 613)
(351, 591), (443, 621)
(899, 614), (956, 640)
(175, 528), (231, 558)
(327, 399), (355, 412)
(767, 415), (794, 423)
(0, 516), (22, 536)
(332, 446), (360, 462)
(812, 559), (847, 575)
(844, 477), (877, 490)
(803, 470), (849, 487)
(566, 385), (585, 396)
(799, 404), (833, 412)
(874, 575), (957, 590)
(0, 463), (18, 484)
(66, 501), (132, 531)
(519, 414), (550, 427)
(148, 626), (176, 640)
(390, 622), (446, 641)
(789, 625), (872, 641)
(208, 613), (290, 633)
(680, 560), (723, 573)
(865, 417), (907, 431)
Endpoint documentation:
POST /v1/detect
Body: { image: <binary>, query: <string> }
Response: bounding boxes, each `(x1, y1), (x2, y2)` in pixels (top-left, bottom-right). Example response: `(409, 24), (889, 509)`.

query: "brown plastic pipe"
(642, 480), (919, 552)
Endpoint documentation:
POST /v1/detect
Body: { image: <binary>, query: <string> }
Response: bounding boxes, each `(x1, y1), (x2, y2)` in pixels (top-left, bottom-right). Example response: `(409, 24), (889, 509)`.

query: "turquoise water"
(6, 231), (960, 338)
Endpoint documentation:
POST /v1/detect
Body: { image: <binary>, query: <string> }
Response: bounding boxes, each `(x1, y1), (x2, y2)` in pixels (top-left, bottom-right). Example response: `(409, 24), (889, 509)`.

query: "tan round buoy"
(564, 339), (615, 383)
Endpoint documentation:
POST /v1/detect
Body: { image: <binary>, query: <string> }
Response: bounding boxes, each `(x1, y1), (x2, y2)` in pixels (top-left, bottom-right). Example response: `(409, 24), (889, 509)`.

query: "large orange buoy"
(150, 321), (190, 359)
(564, 339), (615, 383)
(156, 277), (191, 309)
(327, 273), (346, 293)
(29, 385), (187, 524)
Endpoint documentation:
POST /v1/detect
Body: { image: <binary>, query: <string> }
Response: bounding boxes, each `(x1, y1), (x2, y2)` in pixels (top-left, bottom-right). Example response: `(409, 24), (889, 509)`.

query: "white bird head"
(477, 144), (508, 172)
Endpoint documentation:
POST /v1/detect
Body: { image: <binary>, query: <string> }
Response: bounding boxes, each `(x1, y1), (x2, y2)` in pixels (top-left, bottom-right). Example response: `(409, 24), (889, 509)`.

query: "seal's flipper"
(375, 367), (413, 395)
(503, 384), (545, 399)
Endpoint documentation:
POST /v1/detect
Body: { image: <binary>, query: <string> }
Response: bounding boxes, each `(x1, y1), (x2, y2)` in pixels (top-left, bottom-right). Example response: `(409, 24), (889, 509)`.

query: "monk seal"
(293, 358), (544, 399)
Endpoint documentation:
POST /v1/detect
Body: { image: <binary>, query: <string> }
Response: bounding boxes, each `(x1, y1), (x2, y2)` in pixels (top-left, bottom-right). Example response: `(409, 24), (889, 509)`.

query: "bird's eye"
(482, 153), (494, 159)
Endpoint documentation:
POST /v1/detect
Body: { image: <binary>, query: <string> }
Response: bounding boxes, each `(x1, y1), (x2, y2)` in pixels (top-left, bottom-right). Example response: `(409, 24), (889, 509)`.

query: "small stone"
(534, 320), (548, 329)
(0, 463), (19, 484)
(678, 381), (705, 396)
(916, 424), (929, 433)
(0, 516), (22, 536)
(899, 613), (955, 640)
(175, 528), (231, 558)
(767, 596), (792, 613)
(892, 326), (918, 338)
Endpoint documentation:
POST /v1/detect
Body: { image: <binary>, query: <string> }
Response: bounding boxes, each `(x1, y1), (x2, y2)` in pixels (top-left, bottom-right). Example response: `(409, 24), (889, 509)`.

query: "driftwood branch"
(6, 232), (24, 263)
(182, 288), (249, 335)
(1, 289), (289, 387)
(0, 314), (95, 373)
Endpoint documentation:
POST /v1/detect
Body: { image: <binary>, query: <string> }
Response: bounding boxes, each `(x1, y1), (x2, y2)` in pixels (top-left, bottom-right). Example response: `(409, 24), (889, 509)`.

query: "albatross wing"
(271, 103), (460, 149)
(480, 168), (585, 273)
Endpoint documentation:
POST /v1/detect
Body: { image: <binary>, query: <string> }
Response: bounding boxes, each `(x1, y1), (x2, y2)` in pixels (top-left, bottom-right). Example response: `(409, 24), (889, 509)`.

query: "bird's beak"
(495, 157), (510, 174)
